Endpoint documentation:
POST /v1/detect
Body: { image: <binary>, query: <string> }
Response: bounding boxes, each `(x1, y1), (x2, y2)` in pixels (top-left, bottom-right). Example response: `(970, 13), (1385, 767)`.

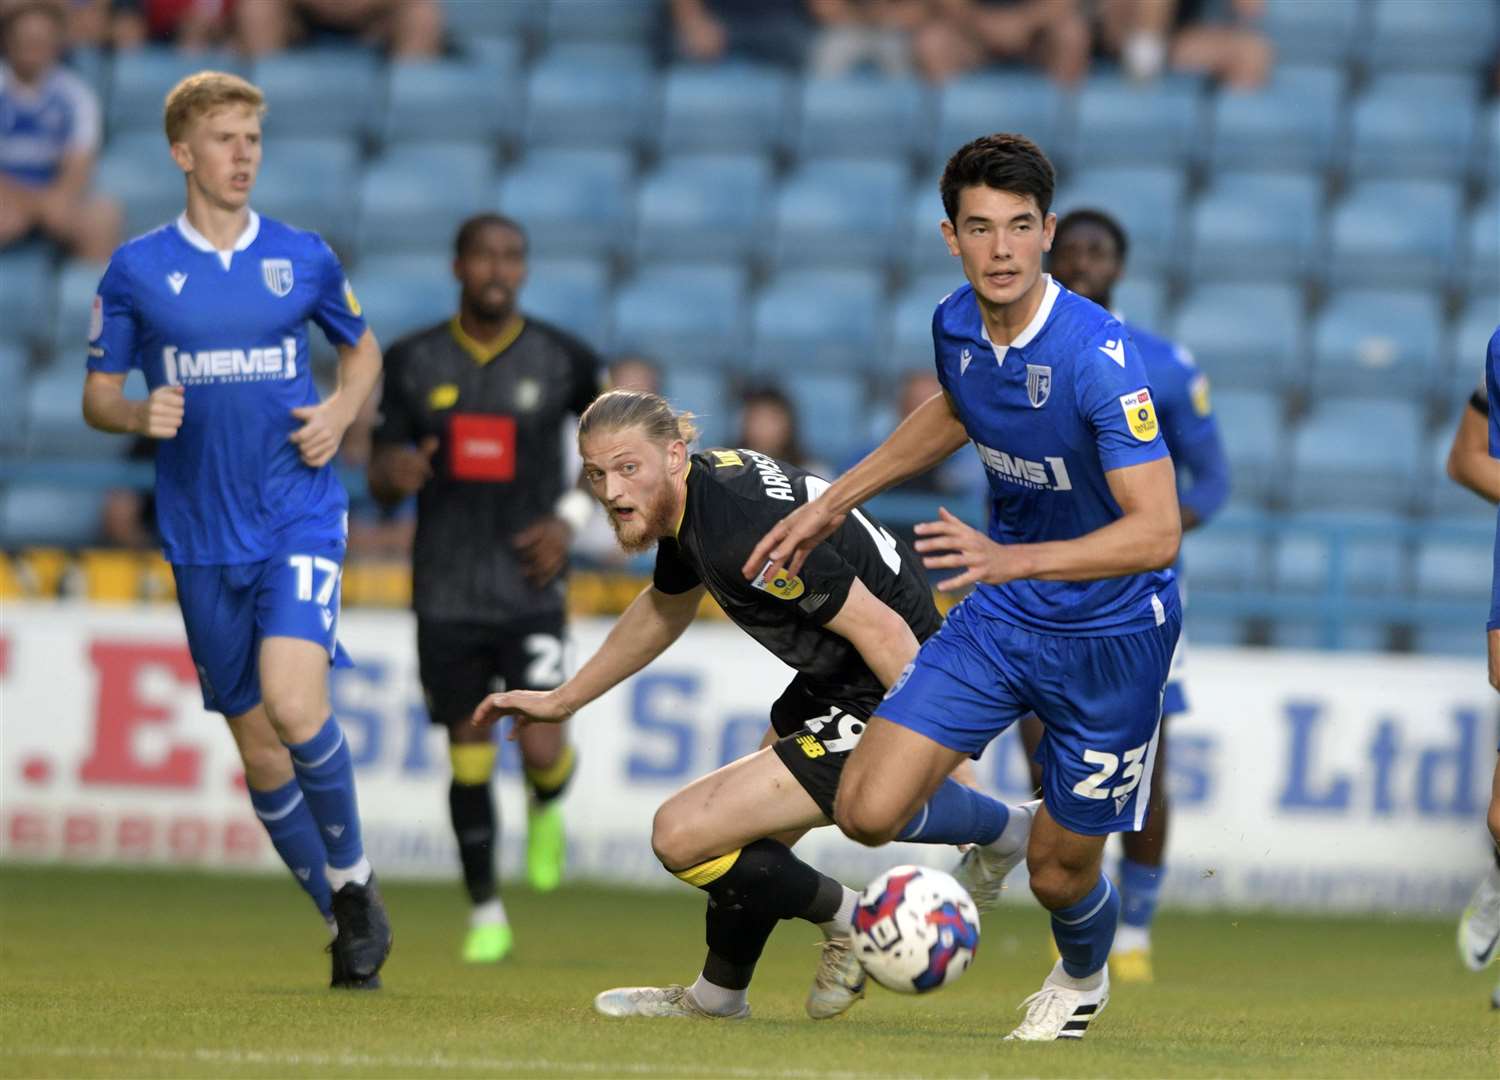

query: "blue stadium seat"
(1413, 623), (1486, 656)
(0, 247), (53, 349)
(657, 64), (789, 155)
(1207, 66), (1343, 172)
(1073, 75), (1204, 168)
(1309, 288), (1443, 396)
(1113, 278), (1167, 333)
(1266, 619), (1390, 653)
(1270, 511), (1408, 597)
(1053, 168), (1185, 274)
(750, 270), (884, 374)
(1347, 80), (1478, 181)
(346, 255), (455, 349)
(1326, 181), (1461, 290)
(885, 273), (957, 375)
(785, 371), (866, 466)
(65, 46), (108, 102)
(1450, 298), (1499, 402)
(1181, 517), (1269, 593)
(96, 132), (187, 240)
(252, 137), (359, 253)
(1205, 388), (1285, 504)
(1187, 172), (1322, 282)
(769, 158), (907, 270)
(609, 264), (748, 370)
(25, 367), (123, 459)
(524, 259), (610, 349)
(0, 343), (28, 454)
(1169, 284), (1303, 390)
(1287, 398), (1423, 511)
(1368, 0), (1499, 70)
(0, 487), (104, 547)
(383, 60), (522, 146)
(635, 154), (771, 263)
(1465, 201), (1498, 297)
(795, 75), (930, 162)
(1478, 103), (1499, 187)
(497, 149), (635, 261)
(108, 48), (243, 134)
(545, 0), (658, 42)
(251, 50), (379, 139)
(1423, 428), (1497, 518)
(524, 44), (656, 150)
(902, 176), (953, 274)
(1413, 534), (1490, 600)
(356, 144), (495, 258)
(49, 260), (106, 368)
(661, 369), (729, 447)
(443, 0), (540, 39)
(1262, 0), (1362, 63)
(931, 73), (1069, 169)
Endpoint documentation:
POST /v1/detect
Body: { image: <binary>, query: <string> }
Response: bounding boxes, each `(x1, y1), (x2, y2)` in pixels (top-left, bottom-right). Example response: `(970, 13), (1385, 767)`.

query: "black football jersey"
(653, 449), (942, 713)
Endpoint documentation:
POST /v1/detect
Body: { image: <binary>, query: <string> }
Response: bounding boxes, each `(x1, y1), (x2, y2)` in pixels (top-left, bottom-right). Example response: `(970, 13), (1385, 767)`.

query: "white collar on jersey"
(175, 209), (260, 270)
(979, 273), (1061, 366)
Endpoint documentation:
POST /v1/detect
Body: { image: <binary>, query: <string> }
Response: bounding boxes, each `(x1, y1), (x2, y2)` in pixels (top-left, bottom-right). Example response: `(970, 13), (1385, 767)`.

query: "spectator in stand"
(807, 0), (920, 78)
(110, 0), (235, 51)
(0, 1), (119, 259)
(909, 0), (1092, 85)
(668, 0), (813, 67)
(236, 0), (441, 59)
(1096, 0), (1272, 89)
(606, 354), (663, 395)
(736, 383), (829, 476)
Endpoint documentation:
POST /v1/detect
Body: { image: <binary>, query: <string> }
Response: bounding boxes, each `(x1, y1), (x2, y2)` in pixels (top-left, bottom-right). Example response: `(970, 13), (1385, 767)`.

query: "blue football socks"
(247, 777), (333, 920)
(285, 716), (365, 873)
(1051, 873), (1119, 979)
(897, 778), (1009, 846)
(1118, 856), (1165, 931)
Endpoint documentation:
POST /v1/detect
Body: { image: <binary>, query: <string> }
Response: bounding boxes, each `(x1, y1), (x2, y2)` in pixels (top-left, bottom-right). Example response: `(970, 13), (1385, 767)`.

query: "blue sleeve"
(1162, 355), (1231, 524)
(1490, 502), (1500, 631)
(310, 238), (367, 348)
(1486, 329), (1500, 459)
(86, 257), (138, 374)
(1074, 327), (1170, 472)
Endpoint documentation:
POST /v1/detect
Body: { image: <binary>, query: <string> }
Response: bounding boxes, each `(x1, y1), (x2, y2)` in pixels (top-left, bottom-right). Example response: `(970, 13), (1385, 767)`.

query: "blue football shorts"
(173, 537), (353, 717)
(878, 596), (1182, 836)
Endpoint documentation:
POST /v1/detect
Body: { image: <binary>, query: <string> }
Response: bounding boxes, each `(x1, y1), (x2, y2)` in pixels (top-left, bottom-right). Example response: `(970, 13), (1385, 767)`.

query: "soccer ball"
(851, 864), (980, 994)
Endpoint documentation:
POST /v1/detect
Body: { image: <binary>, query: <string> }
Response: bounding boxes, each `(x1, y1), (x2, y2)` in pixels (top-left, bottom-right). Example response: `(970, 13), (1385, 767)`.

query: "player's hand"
(289, 401), (349, 469)
(472, 689), (575, 738)
(913, 506), (1021, 592)
(677, 7), (727, 60)
(741, 498), (845, 583)
(382, 436), (440, 496)
(138, 384), (185, 439)
(1488, 629), (1500, 693)
(513, 515), (572, 588)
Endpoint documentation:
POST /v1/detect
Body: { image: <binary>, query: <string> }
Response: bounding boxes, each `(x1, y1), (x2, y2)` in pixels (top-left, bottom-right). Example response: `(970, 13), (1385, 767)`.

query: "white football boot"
(593, 984), (750, 1020)
(1457, 864), (1500, 973)
(1004, 961), (1110, 1042)
(953, 799), (1040, 912)
(805, 934), (866, 1019)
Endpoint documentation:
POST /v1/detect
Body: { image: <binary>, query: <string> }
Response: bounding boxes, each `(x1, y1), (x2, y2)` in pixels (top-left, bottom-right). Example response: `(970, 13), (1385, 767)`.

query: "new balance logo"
(166, 272), (187, 295)
(1099, 339), (1126, 367)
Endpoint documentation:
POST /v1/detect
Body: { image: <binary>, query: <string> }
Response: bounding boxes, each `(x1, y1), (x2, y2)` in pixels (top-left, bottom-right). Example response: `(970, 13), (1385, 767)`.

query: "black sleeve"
(652, 539), (702, 595)
(1471, 389), (1489, 417)
(371, 339), (419, 446)
(711, 496), (860, 626)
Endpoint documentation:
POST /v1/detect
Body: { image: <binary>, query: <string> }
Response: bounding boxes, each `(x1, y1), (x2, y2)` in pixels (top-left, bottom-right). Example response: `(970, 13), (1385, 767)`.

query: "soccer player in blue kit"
(1020, 208), (1231, 984)
(746, 134), (1183, 1041)
(80, 72), (391, 989)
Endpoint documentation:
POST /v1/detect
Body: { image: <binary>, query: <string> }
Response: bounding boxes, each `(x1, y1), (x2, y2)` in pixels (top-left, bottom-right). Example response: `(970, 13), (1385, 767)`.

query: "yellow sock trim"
(450, 743), (498, 785)
(674, 849), (741, 888)
(524, 744), (576, 794)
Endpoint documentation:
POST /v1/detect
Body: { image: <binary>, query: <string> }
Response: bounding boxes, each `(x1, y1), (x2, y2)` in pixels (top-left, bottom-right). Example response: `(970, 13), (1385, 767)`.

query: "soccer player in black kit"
(476, 391), (1035, 1020)
(368, 214), (601, 964)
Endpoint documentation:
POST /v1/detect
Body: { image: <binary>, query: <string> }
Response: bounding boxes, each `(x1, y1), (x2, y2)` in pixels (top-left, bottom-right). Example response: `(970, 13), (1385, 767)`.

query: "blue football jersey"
(932, 275), (1178, 635)
(87, 212), (367, 564)
(1485, 325), (1500, 631)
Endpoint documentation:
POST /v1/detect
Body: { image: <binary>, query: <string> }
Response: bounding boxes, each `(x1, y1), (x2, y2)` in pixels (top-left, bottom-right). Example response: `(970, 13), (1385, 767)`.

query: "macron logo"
(960, 347), (973, 375)
(325, 825), (344, 839)
(166, 272), (187, 295)
(1099, 339), (1126, 367)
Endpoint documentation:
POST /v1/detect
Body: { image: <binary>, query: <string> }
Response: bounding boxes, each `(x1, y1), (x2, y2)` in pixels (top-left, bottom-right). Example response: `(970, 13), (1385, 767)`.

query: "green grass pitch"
(1, 865), (1496, 1078)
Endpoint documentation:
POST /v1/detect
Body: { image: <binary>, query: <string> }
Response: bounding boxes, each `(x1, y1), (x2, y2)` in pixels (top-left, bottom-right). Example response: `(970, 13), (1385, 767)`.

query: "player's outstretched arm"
(1447, 401), (1500, 504)
(82, 371), (183, 438)
(473, 583), (705, 734)
(289, 328), (382, 468)
(823, 577), (922, 689)
(742, 390), (969, 582)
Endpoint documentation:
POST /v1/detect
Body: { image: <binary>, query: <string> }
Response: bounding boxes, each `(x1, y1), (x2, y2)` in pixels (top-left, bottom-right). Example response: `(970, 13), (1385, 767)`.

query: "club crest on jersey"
(261, 258), (294, 298)
(1119, 388), (1159, 442)
(751, 559), (805, 600)
(1026, 364), (1052, 408)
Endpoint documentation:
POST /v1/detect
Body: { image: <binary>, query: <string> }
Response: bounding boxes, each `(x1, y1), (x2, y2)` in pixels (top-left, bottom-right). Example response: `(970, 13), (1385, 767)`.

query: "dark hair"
(453, 213), (527, 258)
(578, 389), (699, 447)
(2, 1), (66, 40)
(739, 384), (807, 465)
(939, 133), (1056, 224)
(1054, 208), (1129, 263)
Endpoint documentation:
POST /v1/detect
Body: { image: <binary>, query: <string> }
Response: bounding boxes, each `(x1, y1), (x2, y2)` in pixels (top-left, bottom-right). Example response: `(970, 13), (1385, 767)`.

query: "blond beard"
(606, 483), (677, 554)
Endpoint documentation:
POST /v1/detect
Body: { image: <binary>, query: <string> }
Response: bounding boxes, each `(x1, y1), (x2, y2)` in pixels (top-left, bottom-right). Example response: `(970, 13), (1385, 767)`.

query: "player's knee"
(238, 741), (294, 789)
(832, 792), (900, 848)
(1028, 862), (1091, 912)
(260, 687), (327, 741)
(649, 803), (700, 871)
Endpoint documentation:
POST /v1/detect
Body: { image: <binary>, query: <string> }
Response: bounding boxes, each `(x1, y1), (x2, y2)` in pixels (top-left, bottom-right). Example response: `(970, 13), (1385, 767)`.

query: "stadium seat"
(768, 158), (907, 270)
(634, 154), (771, 263)
(25, 367), (123, 460)
(545, 0), (658, 42)
(902, 176), (954, 274)
(1113, 278), (1167, 334)
(497, 149), (636, 261)
(0, 486), (104, 547)
(1053, 168), (1185, 274)
(0, 246), (53, 350)
(795, 75), (930, 162)
(885, 275), (954, 376)
(1261, 0), (1362, 64)
(1205, 388), (1285, 504)
(442, 0), (540, 39)
(1286, 398), (1423, 512)
(784, 371), (866, 467)
(1464, 200), (1498, 297)
(1347, 79), (1478, 181)
(1187, 172), (1323, 282)
(65, 46), (108, 102)
(1325, 181), (1461, 291)
(931, 73), (1069, 170)
(1422, 427), (1497, 518)
(1413, 622), (1486, 657)
(382, 60), (522, 147)
(661, 369), (729, 447)
(108, 48), (243, 134)
(657, 64), (790, 155)
(1266, 618), (1390, 653)
(1478, 103), (1499, 188)
(1169, 284), (1303, 391)
(1270, 511), (1408, 597)
(0, 343), (28, 454)
(346, 254), (455, 349)
(523, 44), (656, 150)
(750, 270), (884, 374)
(1073, 75), (1204, 168)
(49, 260), (106, 368)
(251, 50), (380, 139)
(609, 264), (749, 370)
(1452, 299), (1498, 398)
(1308, 288), (1443, 396)
(523, 259), (610, 349)
(1413, 533), (1491, 601)
(1367, 0), (1499, 70)
(356, 143), (495, 258)
(1181, 516), (1269, 593)
(96, 132), (188, 240)
(252, 136), (359, 254)
(1206, 66), (1343, 173)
